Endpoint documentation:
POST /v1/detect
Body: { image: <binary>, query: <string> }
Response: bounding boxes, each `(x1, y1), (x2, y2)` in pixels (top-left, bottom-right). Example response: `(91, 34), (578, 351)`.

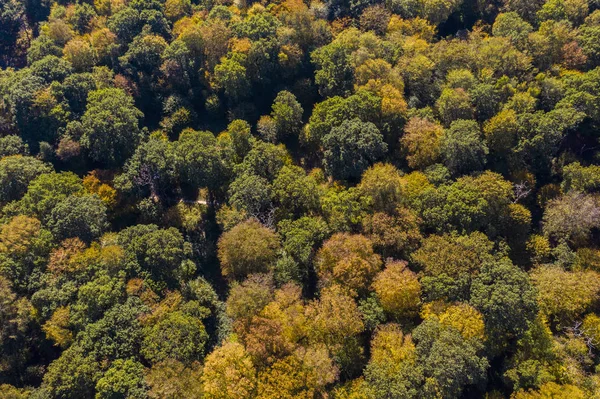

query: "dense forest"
(3, 0), (600, 397)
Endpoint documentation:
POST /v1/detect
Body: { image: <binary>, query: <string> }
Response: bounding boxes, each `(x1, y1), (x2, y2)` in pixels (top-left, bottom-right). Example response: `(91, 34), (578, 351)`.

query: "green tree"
(413, 232), (495, 301)
(440, 119), (488, 176)
(37, 345), (100, 399)
(492, 12), (533, 49)
(47, 194), (109, 243)
(0, 156), (52, 203)
(358, 163), (403, 214)
(176, 129), (223, 192)
(115, 133), (179, 201)
(80, 88), (143, 166)
(270, 90), (303, 140)
(142, 310), (209, 365)
(95, 359), (148, 399)
(16, 171), (84, 221)
(412, 319), (488, 398)
(271, 165), (320, 220)
(0, 135), (28, 158)
(322, 118), (387, 181)
(278, 216), (329, 268)
(470, 258), (538, 352)
(228, 173), (273, 218)
(561, 162), (600, 192)
(212, 56), (250, 102)
(311, 38), (354, 97)
(217, 219), (281, 280)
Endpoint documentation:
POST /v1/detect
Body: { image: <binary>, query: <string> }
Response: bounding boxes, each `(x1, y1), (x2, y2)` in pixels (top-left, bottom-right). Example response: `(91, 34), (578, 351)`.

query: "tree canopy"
(2, 0), (600, 397)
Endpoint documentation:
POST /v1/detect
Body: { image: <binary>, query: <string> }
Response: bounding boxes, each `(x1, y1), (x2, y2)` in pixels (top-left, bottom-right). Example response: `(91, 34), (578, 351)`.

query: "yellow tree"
(372, 261), (421, 319)
(202, 341), (257, 399)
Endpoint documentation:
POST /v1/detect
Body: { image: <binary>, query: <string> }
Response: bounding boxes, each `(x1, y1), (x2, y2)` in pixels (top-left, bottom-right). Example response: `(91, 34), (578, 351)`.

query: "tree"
(270, 90), (303, 139)
(542, 192), (600, 247)
(365, 323), (422, 397)
(0, 135), (28, 158)
(17, 171), (84, 221)
(422, 171), (514, 235)
(79, 88), (143, 166)
(412, 232), (495, 301)
(37, 345), (100, 399)
(226, 273), (274, 323)
(201, 340), (257, 399)
(95, 359), (148, 399)
(271, 165), (320, 219)
(436, 88), (474, 126)
(503, 0), (545, 22)
(236, 140), (290, 181)
(401, 117), (444, 170)
(358, 163), (403, 214)
(470, 258), (538, 352)
(217, 219), (281, 280)
(117, 225), (190, 284)
(311, 37), (354, 97)
(561, 162), (600, 193)
(420, 0), (464, 25)
(315, 233), (381, 296)
(0, 156), (52, 203)
(0, 0), (26, 66)
(512, 382), (586, 399)
(115, 133), (178, 201)
(212, 56), (250, 102)
(228, 173), (273, 218)
(530, 265), (600, 325)
(421, 302), (485, 341)
(146, 359), (204, 399)
(63, 38), (96, 72)
(120, 33), (168, 75)
(257, 345), (338, 398)
(362, 207), (422, 258)
(47, 194), (109, 243)
(142, 310), (209, 364)
(322, 118), (387, 181)
(306, 285), (365, 347)
(0, 215), (53, 293)
(412, 319), (488, 398)
(164, 0), (191, 22)
(537, 0), (588, 25)
(0, 275), (37, 387)
(483, 109), (519, 159)
(492, 12), (533, 49)
(31, 55), (73, 83)
(372, 261), (421, 319)
(176, 129), (223, 191)
(359, 5), (391, 35)
(278, 216), (329, 268)
(304, 92), (380, 148)
(320, 185), (371, 232)
(440, 119), (488, 176)
(305, 284), (364, 376)
(76, 298), (146, 363)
